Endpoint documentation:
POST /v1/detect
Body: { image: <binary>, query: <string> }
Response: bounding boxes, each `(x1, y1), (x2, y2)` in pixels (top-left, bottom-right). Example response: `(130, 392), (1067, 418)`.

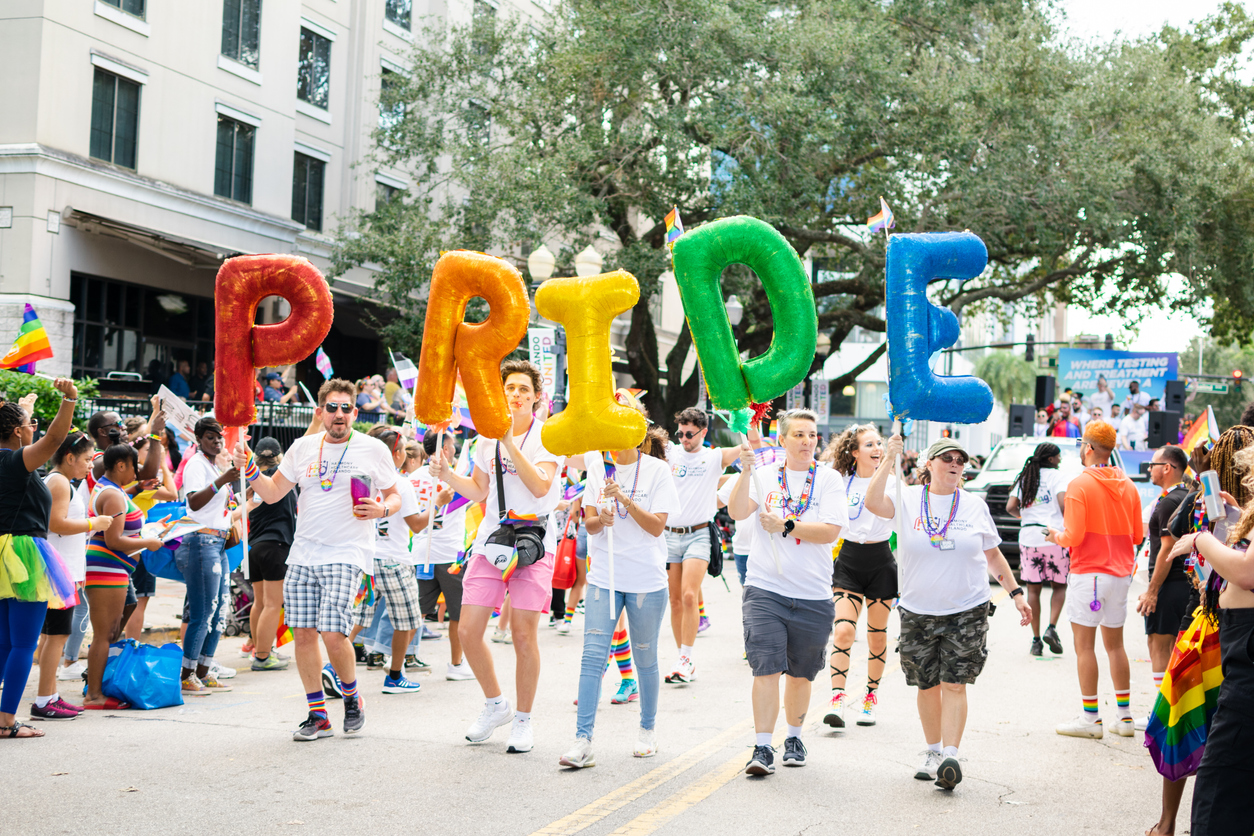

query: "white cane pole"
(893, 419), (904, 594)
(605, 451), (616, 623)
(423, 426), (444, 573)
(743, 433), (783, 574)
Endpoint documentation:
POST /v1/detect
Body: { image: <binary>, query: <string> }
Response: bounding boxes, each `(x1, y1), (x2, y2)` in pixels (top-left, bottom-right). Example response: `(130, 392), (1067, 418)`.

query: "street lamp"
(574, 244), (603, 277)
(726, 295), (743, 327)
(527, 244), (556, 283)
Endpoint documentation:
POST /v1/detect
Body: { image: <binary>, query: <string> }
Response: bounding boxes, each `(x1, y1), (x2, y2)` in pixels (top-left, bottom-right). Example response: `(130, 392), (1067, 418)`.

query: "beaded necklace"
(778, 461), (817, 520)
(845, 473), (867, 521)
(611, 455), (642, 519)
(318, 431), (353, 491)
(920, 487), (960, 548)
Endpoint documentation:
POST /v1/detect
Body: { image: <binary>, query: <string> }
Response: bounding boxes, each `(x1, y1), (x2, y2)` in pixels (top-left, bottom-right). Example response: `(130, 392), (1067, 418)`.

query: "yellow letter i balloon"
(535, 271), (648, 457)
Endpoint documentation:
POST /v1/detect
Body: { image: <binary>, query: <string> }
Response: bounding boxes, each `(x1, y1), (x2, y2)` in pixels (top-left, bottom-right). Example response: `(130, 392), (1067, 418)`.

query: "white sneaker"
(57, 660), (86, 681)
(506, 717), (534, 753)
(556, 621), (572, 635)
(915, 750), (943, 780)
(209, 661), (237, 680)
(1055, 716), (1104, 739)
(491, 629), (513, 644)
(446, 661), (476, 681)
(668, 655), (696, 683)
(856, 691), (877, 726)
(823, 692), (846, 729)
(559, 736), (594, 768)
(466, 699), (513, 743)
(634, 726), (658, 758)
(1112, 717), (1135, 737)
(1134, 715), (1150, 732)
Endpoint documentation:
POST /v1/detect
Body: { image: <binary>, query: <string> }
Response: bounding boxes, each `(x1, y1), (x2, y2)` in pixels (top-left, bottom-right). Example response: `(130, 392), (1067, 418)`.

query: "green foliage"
(1178, 337), (1254, 430)
(352, 421), (380, 435)
(973, 351), (1037, 408)
(335, 0), (1254, 423)
(0, 371), (99, 427)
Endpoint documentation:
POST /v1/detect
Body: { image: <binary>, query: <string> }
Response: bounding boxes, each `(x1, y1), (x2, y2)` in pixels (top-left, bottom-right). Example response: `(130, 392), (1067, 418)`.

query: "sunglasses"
(935, 452), (967, 465)
(26, 418), (38, 431)
(322, 402), (354, 414)
(676, 431), (702, 440)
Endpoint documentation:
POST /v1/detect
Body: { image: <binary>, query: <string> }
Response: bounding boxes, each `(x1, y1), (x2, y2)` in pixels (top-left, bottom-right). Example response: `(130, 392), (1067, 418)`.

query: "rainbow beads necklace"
(920, 487), (960, 548)
(318, 431), (353, 491)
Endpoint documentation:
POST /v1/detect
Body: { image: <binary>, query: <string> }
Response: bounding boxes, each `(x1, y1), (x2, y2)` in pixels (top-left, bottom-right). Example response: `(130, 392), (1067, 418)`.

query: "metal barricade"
(78, 397), (316, 448)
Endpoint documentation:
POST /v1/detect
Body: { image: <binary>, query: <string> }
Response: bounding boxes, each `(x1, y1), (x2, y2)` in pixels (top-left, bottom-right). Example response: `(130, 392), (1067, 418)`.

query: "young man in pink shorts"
(431, 360), (561, 753)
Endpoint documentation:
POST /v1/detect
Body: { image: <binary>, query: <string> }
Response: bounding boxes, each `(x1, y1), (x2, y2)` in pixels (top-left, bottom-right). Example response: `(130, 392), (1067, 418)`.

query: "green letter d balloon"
(672, 216), (817, 410)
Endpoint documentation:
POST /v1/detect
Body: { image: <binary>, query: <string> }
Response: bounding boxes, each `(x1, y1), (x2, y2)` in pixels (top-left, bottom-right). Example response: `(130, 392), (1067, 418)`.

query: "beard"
(325, 420), (351, 441)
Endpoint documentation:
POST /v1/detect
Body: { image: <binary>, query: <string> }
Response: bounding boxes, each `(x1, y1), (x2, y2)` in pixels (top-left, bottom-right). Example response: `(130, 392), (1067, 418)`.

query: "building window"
(297, 27), (331, 109)
(465, 101), (490, 154)
(90, 69), (140, 169)
(379, 68), (405, 131)
(291, 153), (325, 231)
(377, 182), (401, 207)
(472, 0), (496, 55)
(221, 0), (262, 69)
(385, 0), (411, 30)
(100, 0), (145, 18)
(214, 116), (255, 204)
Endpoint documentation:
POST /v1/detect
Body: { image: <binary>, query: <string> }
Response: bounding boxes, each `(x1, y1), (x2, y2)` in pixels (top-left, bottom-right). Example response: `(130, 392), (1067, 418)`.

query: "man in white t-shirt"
(1122, 381), (1151, 413)
(1089, 375), (1115, 416)
(237, 379), (402, 743)
(663, 407), (747, 683)
(1118, 403), (1149, 450)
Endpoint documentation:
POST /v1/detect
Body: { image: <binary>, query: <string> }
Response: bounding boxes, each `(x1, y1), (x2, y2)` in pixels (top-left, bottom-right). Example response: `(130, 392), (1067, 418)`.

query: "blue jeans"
(175, 532), (228, 668)
(576, 585), (667, 739)
(734, 553), (748, 586)
(62, 595), (90, 663)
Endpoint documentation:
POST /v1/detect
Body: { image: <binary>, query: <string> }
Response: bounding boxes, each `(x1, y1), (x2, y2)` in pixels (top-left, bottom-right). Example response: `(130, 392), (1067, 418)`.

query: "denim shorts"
(741, 585), (835, 681)
(665, 528), (710, 565)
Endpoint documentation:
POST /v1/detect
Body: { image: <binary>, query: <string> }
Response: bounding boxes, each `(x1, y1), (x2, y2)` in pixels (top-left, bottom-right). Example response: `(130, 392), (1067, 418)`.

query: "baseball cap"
(925, 438), (968, 462)
(265, 372), (282, 382)
(254, 437), (283, 457)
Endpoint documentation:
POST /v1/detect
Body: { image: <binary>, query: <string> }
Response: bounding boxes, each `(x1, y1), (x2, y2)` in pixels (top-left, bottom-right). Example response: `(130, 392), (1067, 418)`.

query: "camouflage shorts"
(898, 603), (990, 689)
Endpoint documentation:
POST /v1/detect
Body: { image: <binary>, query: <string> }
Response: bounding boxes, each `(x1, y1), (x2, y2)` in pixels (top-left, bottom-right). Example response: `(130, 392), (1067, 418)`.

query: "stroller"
(221, 570), (254, 637)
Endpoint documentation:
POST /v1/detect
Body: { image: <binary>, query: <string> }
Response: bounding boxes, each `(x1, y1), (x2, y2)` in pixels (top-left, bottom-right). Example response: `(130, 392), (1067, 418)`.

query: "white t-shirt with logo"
(842, 472), (898, 544)
(277, 431), (399, 574)
(1089, 389), (1114, 414)
(1016, 468), (1069, 548)
(584, 453), (680, 593)
(409, 464), (470, 564)
(374, 475), (421, 565)
(1119, 412), (1149, 449)
(45, 473), (88, 582)
(470, 420), (562, 556)
(744, 462), (849, 600)
(667, 443), (724, 528)
(881, 485), (1001, 616)
(717, 479), (752, 555)
(181, 449), (233, 530)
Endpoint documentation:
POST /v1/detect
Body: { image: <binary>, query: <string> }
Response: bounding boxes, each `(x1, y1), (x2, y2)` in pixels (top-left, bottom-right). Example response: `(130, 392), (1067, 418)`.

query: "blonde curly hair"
(820, 423), (880, 476)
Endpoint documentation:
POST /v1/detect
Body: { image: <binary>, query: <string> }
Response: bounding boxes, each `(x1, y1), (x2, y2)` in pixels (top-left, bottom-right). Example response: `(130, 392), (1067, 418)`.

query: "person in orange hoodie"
(1045, 420), (1143, 739)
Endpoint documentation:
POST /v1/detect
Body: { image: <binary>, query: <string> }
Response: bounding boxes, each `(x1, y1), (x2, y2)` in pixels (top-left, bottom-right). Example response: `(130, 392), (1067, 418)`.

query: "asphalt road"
(9, 572), (1172, 836)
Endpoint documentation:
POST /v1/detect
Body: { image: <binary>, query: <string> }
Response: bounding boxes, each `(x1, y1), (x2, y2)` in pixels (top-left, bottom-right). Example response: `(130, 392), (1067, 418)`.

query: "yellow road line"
(529, 719), (753, 836)
(607, 742), (761, 836)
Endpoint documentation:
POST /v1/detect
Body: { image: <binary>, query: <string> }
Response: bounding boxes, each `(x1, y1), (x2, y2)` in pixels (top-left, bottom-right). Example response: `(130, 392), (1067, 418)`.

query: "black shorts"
(419, 564), (464, 622)
(42, 605), (74, 636)
(249, 541), (290, 582)
(742, 585), (834, 681)
(131, 558), (156, 597)
(1191, 607), (1254, 836)
(1144, 578), (1191, 636)
(831, 540), (897, 600)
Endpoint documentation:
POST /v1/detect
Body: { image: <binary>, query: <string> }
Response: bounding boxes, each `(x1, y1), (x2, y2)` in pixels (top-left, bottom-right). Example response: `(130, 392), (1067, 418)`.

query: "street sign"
(1194, 382), (1229, 394)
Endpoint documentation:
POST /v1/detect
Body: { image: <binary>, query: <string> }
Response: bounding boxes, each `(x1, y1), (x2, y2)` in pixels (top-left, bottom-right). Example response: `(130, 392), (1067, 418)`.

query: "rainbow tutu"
(0, 534), (78, 608)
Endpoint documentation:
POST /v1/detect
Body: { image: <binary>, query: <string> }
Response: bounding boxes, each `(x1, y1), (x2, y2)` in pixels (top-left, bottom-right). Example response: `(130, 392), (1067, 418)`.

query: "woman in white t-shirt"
(819, 423), (897, 729)
(728, 409), (847, 777)
(865, 436), (1032, 791)
(430, 360), (560, 755)
(1005, 442), (1070, 658)
(559, 407), (678, 769)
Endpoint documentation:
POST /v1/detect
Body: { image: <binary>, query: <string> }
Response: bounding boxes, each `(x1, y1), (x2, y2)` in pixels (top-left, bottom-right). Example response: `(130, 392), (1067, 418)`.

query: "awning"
(61, 208), (240, 268)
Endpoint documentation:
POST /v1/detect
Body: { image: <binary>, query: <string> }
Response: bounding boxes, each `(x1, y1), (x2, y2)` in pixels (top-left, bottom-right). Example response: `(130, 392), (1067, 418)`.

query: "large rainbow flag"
(1144, 608), (1223, 780)
(0, 303), (54, 373)
(1180, 404), (1219, 455)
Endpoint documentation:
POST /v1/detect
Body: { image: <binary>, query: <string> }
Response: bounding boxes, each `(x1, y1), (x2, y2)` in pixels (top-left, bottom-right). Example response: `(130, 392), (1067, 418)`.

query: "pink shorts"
(462, 552), (556, 613)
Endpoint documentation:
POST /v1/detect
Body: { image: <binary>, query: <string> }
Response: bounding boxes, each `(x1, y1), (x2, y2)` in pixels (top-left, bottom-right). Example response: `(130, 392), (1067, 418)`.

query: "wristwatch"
(1010, 587), (1025, 599)
(781, 519), (796, 538)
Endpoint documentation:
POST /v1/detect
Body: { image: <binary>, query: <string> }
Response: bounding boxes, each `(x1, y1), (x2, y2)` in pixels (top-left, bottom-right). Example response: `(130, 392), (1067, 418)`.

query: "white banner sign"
(528, 327), (558, 400)
(812, 379), (830, 425)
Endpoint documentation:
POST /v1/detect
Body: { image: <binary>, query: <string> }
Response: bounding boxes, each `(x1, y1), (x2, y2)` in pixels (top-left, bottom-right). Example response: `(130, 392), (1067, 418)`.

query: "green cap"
(925, 438), (968, 462)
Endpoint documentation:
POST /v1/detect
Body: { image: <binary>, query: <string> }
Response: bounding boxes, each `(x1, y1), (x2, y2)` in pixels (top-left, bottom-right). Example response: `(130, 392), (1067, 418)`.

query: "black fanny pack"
(482, 441), (547, 574)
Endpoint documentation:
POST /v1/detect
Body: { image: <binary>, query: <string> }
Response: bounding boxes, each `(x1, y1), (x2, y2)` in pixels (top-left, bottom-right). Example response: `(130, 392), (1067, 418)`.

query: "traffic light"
(1025, 334), (1035, 362)
(941, 427), (952, 438)
(1235, 370), (1244, 384)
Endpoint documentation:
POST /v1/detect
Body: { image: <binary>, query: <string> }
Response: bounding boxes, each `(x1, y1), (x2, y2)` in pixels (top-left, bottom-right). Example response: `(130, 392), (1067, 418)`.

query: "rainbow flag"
(1181, 405), (1219, 455)
(315, 347), (334, 379)
(665, 206), (684, 248)
(0, 304), (54, 373)
(1144, 608), (1223, 780)
(867, 196), (895, 234)
(275, 607), (294, 647)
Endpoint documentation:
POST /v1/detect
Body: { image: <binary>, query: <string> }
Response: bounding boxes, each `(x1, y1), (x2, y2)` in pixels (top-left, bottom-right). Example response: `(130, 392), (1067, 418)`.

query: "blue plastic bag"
(101, 639), (185, 710)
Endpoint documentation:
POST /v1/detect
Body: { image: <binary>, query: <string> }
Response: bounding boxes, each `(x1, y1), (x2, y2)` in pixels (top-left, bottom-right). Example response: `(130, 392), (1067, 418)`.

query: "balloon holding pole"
(892, 419), (904, 594)
(742, 432), (783, 575)
(423, 425), (446, 573)
(224, 426), (250, 579)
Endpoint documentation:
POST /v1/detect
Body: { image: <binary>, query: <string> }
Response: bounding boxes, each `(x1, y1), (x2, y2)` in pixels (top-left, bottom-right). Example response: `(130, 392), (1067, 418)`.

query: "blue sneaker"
(611, 678), (639, 704)
(382, 674), (422, 695)
(321, 664), (342, 699)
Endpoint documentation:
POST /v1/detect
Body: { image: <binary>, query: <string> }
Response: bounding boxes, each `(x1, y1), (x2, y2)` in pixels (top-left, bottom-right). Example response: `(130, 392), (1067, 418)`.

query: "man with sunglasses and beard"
(663, 408), (748, 684)
(234, 379), (402, 741)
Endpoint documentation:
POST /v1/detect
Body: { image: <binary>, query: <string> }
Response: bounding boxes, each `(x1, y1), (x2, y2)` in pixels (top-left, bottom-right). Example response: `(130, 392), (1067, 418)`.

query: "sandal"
(81, 697), (130, 710)
(1, 721), (45, 738)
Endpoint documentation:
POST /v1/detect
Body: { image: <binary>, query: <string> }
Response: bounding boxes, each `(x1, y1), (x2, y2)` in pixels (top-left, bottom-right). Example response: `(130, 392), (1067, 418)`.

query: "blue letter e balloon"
(886, 232), (993, 424)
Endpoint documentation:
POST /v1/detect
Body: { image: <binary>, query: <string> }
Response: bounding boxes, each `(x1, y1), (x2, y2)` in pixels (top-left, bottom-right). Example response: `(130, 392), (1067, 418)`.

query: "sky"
(1054, 0), (1238, 352)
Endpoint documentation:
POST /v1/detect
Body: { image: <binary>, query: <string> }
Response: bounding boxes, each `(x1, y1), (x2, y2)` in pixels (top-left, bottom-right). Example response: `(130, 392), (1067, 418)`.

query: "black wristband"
(1010, 587), (1025, 598)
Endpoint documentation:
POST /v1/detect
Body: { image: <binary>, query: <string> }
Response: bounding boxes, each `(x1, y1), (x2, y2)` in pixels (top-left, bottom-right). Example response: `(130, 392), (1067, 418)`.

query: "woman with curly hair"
(1006, 442), (1069, 657)
(819, 423), (897, 729)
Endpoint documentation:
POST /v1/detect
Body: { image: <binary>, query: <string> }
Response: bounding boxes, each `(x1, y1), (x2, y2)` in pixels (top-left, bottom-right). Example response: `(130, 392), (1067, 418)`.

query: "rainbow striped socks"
(1115, 690), (1131, 720)
(698, 600), (707, 620)
(1152, 671), (1164, 691)
(564, 602), (577, 625)
(342, 679), (359, 701)
(611, 629), (633, 681)
(307, 690), (327, 720)
(1082, 694), (1100, 720)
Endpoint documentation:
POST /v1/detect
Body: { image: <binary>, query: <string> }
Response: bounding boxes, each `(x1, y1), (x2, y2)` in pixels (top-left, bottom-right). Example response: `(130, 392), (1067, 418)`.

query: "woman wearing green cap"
(865, 435), (1031, 791)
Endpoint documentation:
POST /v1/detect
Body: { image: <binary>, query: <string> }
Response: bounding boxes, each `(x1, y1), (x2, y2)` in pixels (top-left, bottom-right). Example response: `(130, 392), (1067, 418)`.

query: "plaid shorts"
(354, 561), (422, 631)
(283, 563), (363, 635)
(898, 603), (990, 689)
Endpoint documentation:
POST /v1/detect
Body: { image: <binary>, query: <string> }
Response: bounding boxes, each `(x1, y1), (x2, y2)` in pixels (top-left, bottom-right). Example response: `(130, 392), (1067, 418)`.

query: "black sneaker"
(935, 756), (963, 790)
(343, 696), (365, 735)
(745, 744), (775, 776)
(365, 652), (386, 670)
(782, 736), (807, 767)
(353, 643), (367, 665)
(293, 712), (333, 742)
(404, 655), (432, 673)
(1043, 625), (1064, 655)
(1030, 637), (1044, 657)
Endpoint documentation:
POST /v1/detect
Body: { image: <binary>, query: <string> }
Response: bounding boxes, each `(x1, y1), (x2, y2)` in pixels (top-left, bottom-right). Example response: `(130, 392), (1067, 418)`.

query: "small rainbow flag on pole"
(664, 206), (684, 249)
(314, 346), (334, 379)
(867, 196), (895, 234)
(1181, 404), (1219, 455)
(275, 607), (294, 647)
(0, 303), (54, 373)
